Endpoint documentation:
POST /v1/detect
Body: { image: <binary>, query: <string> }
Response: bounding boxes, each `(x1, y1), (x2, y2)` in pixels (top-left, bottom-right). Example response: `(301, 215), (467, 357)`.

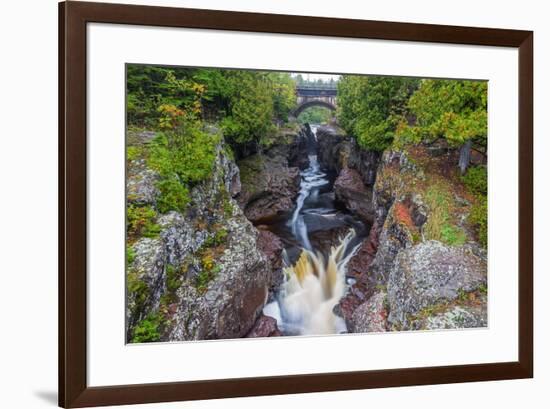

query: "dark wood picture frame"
(59, 1), (533, 407)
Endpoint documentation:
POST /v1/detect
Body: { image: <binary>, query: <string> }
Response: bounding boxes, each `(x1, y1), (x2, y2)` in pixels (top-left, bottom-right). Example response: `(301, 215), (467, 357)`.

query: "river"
(263, 125), (369, 336)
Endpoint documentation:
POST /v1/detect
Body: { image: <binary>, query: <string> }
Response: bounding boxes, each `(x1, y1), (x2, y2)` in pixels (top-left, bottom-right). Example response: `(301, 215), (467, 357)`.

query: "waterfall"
(290, 125), (328, 250)
(290, 154), (328, 250)
(264, 230), (359, 335)
(264, 125), (361, 335)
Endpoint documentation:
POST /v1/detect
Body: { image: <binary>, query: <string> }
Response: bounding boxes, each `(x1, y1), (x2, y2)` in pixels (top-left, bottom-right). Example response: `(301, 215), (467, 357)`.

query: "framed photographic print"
(59, 1), (533, 407)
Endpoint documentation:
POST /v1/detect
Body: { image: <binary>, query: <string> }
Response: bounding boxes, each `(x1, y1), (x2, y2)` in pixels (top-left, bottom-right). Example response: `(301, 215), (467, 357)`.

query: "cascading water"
(263, 125), (363, 336)
(290, 153), (328, 251)
(264, 231), (359, 335)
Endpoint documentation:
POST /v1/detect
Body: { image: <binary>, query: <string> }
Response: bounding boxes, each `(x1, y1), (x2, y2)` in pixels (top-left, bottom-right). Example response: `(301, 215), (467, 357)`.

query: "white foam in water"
(263, 301), (283, 327)
(290, 145), (329, 250)
(265, 125), (362, 336)
(264, 230), (360, 336)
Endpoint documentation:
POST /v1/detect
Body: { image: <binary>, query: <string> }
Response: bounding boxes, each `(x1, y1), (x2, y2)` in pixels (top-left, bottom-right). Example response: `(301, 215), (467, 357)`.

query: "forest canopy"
(336, 75), (487, 154)
(396, 79), (488, 149)
(128, 66), (488, 170)
(127, 65), (296, 152)
(337, 76), (420, 151)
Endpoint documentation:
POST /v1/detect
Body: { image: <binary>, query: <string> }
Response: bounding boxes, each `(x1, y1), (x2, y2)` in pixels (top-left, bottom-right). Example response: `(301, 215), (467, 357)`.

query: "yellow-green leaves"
(148, 124), (219, 213)
(337, 75), (419, 151)
(403, 79), (487, 148)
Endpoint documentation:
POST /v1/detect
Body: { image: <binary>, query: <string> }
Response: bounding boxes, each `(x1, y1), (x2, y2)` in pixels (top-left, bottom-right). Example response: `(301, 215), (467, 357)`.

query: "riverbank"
(126, 120), (487, 342)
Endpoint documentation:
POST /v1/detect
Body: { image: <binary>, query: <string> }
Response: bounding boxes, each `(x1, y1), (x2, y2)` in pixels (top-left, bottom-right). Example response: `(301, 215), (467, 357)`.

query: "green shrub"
(195, 265), (221, 294)
(337, 75), (419, 151)
(469, 194), (488, 247)
(165, 264), (185, 293)
(297, 106), (333, 124)
(203, 228), (228, 248)
(127, 145), (144, 161)
(398, 79), (487, 148)
(462, 166), (487, 195)
(155, 176), (190, 213)
(148, 124), (218, 213)
(131, 313), (161, 343)
(149, 127), (218, 184)
(223, 197), (234, 217)
(127, 271), (149, 310)
(127, 204), (161, 239)
(462, 166), (487, 248)
(126, 245), (136, 266)
(219, 71), (289, 147)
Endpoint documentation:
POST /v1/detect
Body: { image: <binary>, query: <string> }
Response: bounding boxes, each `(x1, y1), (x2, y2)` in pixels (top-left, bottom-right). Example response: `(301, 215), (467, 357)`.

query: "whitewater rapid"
(263, 125), (360, 336)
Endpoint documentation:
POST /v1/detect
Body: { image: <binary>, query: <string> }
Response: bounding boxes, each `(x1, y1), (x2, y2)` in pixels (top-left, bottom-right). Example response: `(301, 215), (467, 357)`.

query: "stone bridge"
(292, 84), (337, 117)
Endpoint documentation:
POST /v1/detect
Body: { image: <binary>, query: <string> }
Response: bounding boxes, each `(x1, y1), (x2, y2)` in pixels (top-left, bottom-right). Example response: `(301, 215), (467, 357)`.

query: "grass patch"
(462, 166), (488, 248)
(203, 228), (228, 248)
(126, 245), (136, 266)
(414, 303), (450, 320)
(165, 263), (189, 294)
(193, 229), (227, 294)
(457, 288), (468, 302)
(127, 204), (161, 240)
(127, 145), (145, 162)
(223, 198), (234, 217)
(478, 283), (488, 295)
(131, 313), (162, 343)
(423, 182), (466, 246)
(215, 184), (235, 218)
(440, 224), (467, 246)
(469, 195), (487, 247)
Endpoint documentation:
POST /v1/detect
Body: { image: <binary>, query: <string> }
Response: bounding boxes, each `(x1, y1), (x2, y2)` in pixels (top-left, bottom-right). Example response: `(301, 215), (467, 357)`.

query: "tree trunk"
(458, 139), (472, 175)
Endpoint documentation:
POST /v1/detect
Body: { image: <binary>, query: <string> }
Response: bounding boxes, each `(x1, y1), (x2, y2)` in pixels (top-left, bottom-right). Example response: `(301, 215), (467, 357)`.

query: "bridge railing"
(295, 83), (338, 91)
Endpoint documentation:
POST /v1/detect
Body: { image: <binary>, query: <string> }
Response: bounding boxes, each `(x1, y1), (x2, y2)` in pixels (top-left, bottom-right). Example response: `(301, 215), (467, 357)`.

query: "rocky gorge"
(315, 126), (488, 333)
(126, 122), (488, 342)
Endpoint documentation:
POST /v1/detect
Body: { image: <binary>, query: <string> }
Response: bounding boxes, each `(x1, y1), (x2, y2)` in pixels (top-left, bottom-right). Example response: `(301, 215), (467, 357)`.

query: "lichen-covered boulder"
(126, 159), (160, 206)
(421, 304), (487, 330)
(126, 138), (273, 342)
(387, 240), (487, 330)
(368, 201), (417, 284)
(349, 291), (388, 333)
(126, 237), (165, 337)
(335, 278), (372, 326)
(338, 150), (423, 322)
(347, 149), (428, 284)
(166, 210), (271, 340)
(126, 131), (160, 206)
(157, 212), (209, 266)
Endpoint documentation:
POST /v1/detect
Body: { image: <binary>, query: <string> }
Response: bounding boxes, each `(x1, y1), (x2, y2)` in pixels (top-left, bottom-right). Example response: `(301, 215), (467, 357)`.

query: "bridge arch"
(292, 99), (336, 117)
